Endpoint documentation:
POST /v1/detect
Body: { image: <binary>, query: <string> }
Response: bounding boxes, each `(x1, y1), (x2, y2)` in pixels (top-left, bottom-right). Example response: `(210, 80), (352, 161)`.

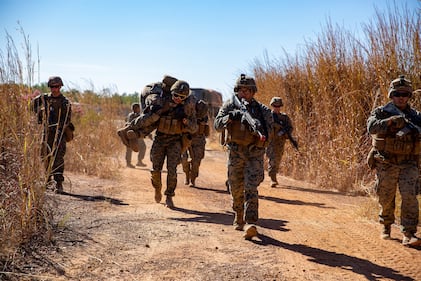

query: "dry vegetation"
(0, 2), (420, 277)
(253, 4), (420, 193)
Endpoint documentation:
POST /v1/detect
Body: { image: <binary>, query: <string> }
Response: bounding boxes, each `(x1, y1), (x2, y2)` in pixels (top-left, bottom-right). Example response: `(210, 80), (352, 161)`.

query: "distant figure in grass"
(32, 76), (73, 194)
(367, 75), (421, 247)
(266, 96), (296, 188)
(124, 103), (146, 168)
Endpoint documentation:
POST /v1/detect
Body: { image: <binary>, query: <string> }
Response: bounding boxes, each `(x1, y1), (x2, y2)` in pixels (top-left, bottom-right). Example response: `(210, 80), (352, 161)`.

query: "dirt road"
(10, 140), (421, 281)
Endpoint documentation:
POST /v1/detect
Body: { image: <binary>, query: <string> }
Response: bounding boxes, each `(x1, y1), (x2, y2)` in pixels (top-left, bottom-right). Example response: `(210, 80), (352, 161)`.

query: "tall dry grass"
(0, 29), (50, 257)
(253, 3), (420, 196)
(0, 28), (129, 260)
(63, 90), (126, 180)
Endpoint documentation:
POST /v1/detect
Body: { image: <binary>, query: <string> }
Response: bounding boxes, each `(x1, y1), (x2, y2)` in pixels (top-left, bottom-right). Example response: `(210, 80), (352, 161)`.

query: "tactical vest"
(226, 120), (265, 147)
(157, 116), (184, 135)
(372, 134), (421, 155)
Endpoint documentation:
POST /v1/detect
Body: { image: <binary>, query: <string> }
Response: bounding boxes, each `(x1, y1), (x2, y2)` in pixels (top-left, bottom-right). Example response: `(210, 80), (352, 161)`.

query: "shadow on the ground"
(280, 184), (359, 196)
(258, 217), (289, 232)
(168, 207), (233, 226)
(169, 207), (290, 232)
(60, 191), (129, 205)
(254, 233), (416, 281)
(259, 194), (333, 209)
(191, 185), (228, 194)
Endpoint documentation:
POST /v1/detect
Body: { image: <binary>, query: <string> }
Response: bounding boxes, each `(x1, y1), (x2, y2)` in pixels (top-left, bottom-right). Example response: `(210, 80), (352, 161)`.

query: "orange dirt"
(5, 139), (421, 281)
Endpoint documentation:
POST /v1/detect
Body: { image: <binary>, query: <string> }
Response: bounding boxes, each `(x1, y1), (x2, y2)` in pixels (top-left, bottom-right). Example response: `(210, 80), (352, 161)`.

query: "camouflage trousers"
(374, 160), (419, 234)
(42, 131), (66, 183)
(181, 134), (206, 181)
(150, 133), (182, 197)
(266, 139), (286, 179)
(126, 138), (146, 164)
(227, 143), (265, 224)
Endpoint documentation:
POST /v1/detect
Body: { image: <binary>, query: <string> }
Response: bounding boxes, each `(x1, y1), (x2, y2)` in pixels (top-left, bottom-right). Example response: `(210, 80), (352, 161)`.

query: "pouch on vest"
(157, 116), (183, 134)
(227, 121), (255, 146)
(64, 122), (75, 142)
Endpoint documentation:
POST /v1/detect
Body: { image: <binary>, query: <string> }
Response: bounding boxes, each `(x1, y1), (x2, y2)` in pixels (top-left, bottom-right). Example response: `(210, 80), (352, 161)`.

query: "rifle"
(232, 94), (266, 142)
(382, 103), (421, 137)
(278, 129), (299, 151)
(273, 113), (299, 151)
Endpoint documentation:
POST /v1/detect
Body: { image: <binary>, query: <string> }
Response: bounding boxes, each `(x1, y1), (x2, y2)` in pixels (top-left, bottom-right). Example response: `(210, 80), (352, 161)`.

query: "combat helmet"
(388, 75), (413, 98)
(234, 74), (257, 93)
(270, 97), (283, 107)
(171, 80), (190, 99)
(47, 76), (63, 87)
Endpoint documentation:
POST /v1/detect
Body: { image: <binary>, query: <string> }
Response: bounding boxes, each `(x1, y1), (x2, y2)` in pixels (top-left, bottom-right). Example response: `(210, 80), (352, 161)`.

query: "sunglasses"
(272, 105), (281, 108)
(50, 85), (60, 89)
(392, 92), (410, 98)
(172, 93), (187, 100)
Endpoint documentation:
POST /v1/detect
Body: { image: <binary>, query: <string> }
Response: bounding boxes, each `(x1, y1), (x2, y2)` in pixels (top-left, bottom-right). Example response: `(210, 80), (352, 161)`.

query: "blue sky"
(1, 0), (419, 98)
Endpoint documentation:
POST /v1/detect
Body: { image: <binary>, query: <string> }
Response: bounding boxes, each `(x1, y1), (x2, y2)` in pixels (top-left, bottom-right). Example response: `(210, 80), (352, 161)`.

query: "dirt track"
(6, 139), (421, 281)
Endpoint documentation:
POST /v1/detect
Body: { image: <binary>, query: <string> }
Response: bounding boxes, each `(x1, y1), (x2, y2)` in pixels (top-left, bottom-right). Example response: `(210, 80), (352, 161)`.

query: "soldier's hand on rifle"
(387, 115), (406, 129)
(229, 109), (242, 121)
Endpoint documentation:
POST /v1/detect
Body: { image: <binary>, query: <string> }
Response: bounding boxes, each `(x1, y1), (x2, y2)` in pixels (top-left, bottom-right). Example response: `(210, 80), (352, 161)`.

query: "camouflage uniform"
(214, 74), (272, 236)
(267, 108), (293, 186)
(124, 105), (146, 167)
(32, 76), (72, 193)
(149, 81), (197, 207)
(181, 100), (209, 187)
(367, 75), (421, 246)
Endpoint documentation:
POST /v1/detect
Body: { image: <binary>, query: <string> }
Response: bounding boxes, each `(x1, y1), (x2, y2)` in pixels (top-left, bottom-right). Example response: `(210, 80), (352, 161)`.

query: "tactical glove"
(387, 115), (406, 129)
(229, 110), (242, 121)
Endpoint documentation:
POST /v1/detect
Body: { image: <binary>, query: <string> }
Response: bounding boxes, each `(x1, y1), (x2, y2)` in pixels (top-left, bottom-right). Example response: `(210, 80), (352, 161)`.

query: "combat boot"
(233, 211), (245, 231)
(189, 177), (196, 187)
(402, 232), (421, 247)
(55, 181), (64, 194)
(127, 162), (135, 168)
(380, 224), (391, 240)
(270, 175), (278, 188)
(165, 196), (174, 208)
(243, 224), (258, 240)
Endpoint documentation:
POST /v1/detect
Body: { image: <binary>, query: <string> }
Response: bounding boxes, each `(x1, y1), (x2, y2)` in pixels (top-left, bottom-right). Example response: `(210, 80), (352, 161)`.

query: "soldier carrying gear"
(367, 75), (421, 247)
(150, 79), (197, 208)
(214, 73), (273, 240)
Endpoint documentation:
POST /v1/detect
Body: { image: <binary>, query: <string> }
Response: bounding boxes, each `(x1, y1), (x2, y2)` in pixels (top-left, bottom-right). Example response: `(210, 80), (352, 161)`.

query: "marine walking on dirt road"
(266, 96), (297, 188)
(214, 74), (273, 240)
(124, 103), (147, 168)
(117, 76), (197, 208)
(181, 99), (210, 187)
(367, 75), (421, 247)
(32, 76), (73, 194)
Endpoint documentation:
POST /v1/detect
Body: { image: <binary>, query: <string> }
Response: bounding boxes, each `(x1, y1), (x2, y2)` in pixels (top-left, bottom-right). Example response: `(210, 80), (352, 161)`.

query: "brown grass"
(253, 3), (420, 195)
